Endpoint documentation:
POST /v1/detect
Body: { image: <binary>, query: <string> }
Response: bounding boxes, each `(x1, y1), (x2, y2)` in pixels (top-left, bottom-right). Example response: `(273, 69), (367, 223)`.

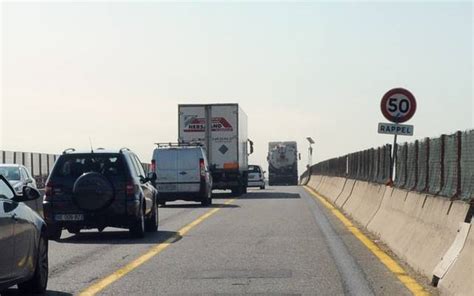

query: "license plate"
(55, 214), (84, 221)
(158, 184), (177, 192)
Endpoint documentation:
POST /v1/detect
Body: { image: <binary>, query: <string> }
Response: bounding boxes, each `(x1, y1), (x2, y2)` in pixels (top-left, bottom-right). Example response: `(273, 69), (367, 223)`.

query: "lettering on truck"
(184, 116), (233, 132)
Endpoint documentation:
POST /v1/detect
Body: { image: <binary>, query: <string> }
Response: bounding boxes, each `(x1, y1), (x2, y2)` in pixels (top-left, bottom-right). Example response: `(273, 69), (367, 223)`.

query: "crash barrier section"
(305, 174), (472, 295)
(306, 130), (473, 201)
(316, 176), (346, 203)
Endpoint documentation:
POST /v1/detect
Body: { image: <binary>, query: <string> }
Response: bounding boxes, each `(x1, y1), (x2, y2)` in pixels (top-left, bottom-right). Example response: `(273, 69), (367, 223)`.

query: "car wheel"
(130, 207), (145, 238)
(45, 224), (62, 241)
(18, 235), (48, 293)
(158, 201), (166, 207)
(145, 200), (158, 232)
(67, 226), (81, 234)
(260, 185), (265, 190)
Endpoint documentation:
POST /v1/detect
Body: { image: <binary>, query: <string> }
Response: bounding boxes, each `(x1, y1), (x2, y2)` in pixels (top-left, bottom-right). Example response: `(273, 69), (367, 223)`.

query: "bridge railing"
(305, 130), (473, 201)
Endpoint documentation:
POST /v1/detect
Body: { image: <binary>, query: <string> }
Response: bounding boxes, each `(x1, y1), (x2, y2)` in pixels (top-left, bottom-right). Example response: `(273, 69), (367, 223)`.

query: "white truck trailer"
(178, 104), (253, 195)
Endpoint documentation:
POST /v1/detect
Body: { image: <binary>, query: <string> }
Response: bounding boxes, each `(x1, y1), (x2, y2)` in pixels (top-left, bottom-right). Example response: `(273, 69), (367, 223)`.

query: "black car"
(0, 175), (48, 293)
(43, 148), (158, 240)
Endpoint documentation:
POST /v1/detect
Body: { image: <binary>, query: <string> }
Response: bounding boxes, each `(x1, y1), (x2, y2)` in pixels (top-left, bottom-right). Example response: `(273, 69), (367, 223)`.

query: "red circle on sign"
(380, 88), (417, 123)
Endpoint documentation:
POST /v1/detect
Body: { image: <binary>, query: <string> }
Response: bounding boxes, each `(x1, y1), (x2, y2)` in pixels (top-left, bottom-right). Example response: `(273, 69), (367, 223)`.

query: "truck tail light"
(151, 159), (156, 172)
(199, 158), (206, 178)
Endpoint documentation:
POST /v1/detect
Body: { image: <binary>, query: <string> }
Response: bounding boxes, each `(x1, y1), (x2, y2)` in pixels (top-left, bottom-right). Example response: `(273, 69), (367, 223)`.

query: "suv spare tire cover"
(72, 172), (115, 212)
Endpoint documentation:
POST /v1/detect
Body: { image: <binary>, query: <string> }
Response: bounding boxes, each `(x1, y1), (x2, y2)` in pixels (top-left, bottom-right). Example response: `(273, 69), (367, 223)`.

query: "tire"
(158, 201), (166, 207)
(145, 200), (158, 232)
(201, 188), (212, 206)
(67, 226), (81, 235)
(242, 186), (247, 194)
(45, 224), (62, 241)
(129, 207), (145, 238)
(260, 185), (265, 190)
(18, 235), (48, 294)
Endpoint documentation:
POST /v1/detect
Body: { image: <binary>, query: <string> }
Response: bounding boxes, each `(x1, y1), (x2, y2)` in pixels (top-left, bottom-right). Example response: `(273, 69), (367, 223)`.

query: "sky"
(1, 1), (472, 174)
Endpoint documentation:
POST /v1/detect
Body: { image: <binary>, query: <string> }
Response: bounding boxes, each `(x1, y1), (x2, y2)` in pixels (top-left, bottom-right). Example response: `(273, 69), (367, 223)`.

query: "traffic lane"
(1, 199), (233, 296)
(99, 187), (346, 295)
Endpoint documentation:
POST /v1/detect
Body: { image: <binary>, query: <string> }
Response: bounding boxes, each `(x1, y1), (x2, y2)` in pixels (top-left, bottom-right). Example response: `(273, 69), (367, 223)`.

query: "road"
(4, 186), (417, 295)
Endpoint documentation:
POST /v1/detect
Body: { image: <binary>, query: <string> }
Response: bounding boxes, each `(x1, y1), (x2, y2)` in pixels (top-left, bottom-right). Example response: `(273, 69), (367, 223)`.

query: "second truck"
(178, 104), (253, 195)
(267, 141), (299, 186)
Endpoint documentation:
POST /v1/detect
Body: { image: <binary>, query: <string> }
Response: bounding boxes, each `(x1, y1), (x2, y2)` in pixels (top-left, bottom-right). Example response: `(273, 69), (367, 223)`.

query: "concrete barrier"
(307, 174), (322, 190)
(317, 177), (347, 203)
(367, 189), (470, 279)
(305, 174), (472, 295)
(341, 181), (386, 227)
(335, 179), (356, 207)
(438, 225), (473, 296)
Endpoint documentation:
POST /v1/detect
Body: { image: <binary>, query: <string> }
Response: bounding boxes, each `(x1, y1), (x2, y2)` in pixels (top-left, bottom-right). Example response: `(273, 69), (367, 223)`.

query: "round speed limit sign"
(380, 88), (417, 123)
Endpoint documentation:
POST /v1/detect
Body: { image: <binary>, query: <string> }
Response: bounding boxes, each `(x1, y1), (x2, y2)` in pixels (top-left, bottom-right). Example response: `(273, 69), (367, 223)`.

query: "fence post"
(454, 131), (462, 199)
(439, 135), (446, 195)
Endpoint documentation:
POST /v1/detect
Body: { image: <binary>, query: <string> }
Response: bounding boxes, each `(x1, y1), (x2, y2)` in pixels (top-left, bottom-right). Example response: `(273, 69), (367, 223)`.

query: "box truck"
(178, 104), (253, 195)
(267, 141), (299, 186)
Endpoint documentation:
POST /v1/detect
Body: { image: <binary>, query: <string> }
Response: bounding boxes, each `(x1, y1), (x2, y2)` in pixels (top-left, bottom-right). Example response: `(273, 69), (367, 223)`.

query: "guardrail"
(303, 130), (473, 201)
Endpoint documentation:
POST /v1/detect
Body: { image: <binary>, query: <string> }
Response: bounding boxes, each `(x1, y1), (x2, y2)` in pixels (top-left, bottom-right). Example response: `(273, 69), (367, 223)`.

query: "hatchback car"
(43, 148), (158, 240)
(0, 164), (37, 195)
(151, 144), (212, 206)
(247, 165), (266, 189)
(0, 175), (48, 294)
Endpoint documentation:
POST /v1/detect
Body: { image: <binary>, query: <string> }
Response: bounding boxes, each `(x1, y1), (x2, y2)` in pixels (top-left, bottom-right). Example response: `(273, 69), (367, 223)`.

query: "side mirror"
(25, 178), (34, 185)
(12, 186), (41, 202)
(248, 139), (254, 155)
(147, 172), (157, 182)
(298, 153), (301, 160)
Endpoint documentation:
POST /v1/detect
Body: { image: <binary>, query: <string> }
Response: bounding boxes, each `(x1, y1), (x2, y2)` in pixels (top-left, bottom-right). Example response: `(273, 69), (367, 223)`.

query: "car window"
(248, 166), (261, 173)
(0, 178), (14, 200)
(132, 154), (146, 177)
(52, 154), (126, 178)
(20, 168), (29, 180)
(0, 167), (21, 181)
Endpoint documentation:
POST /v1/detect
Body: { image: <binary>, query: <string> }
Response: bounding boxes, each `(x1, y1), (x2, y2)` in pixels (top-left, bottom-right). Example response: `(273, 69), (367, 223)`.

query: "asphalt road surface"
(3, 186), (419, 296)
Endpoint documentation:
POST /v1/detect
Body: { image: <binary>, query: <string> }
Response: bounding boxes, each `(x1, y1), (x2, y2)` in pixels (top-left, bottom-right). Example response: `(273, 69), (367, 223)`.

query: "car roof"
(0, 164), (22, 168)
(61, 148), (132, 155)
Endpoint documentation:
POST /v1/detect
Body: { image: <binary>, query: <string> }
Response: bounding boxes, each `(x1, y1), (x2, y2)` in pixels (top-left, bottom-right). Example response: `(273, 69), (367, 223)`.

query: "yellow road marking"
(304, 186), (429, 296)
(78, 199), (236, 296)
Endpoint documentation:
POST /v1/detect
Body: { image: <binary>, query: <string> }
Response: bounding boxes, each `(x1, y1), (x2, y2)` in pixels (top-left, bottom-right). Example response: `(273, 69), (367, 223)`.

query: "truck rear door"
(210, 105), (239, 170)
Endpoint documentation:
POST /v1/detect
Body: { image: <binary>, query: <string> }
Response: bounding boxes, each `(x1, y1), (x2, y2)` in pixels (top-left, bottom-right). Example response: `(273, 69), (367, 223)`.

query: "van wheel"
(145, 201), (158, 232)
(18, 235), (48, 293)
(201, 190), (212, 206)
(130, 208), (145, 238)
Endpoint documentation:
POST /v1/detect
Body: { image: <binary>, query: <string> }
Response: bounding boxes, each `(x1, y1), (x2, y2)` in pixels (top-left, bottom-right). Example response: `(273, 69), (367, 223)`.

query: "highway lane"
(3, 187), (418, 295)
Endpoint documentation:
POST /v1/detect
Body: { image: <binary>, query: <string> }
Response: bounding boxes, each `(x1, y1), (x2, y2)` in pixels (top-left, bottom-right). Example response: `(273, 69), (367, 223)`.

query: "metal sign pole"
(390, 126), (398, 181)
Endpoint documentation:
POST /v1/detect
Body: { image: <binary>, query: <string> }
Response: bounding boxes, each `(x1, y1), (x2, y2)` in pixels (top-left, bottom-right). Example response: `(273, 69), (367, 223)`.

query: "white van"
(151, 144), (212, 206)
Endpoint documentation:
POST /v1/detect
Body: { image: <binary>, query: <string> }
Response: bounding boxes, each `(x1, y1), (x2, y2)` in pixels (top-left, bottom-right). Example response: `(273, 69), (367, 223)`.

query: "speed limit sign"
(380, 88), (417, 123)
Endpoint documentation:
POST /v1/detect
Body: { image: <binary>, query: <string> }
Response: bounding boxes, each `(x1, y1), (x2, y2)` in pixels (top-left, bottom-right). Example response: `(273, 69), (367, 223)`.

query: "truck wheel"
(242, 186), (247, 194)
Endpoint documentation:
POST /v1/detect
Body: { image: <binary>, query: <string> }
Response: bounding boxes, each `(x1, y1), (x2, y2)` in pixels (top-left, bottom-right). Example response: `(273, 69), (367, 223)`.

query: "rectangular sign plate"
(378, 122), (414, 136)
(55, 214), (84, 221)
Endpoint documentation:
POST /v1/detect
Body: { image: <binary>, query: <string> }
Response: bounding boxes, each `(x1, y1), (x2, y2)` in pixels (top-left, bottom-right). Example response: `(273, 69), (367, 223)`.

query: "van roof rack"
(119, 147), (131, 153)
(154, 142), (203, 148)
(62, 148), (76, 154)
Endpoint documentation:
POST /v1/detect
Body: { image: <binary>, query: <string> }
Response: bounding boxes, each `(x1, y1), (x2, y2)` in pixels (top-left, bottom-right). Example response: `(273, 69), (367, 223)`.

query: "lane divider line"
(78, 199), (236, 296)
(304, 186), (429, 296)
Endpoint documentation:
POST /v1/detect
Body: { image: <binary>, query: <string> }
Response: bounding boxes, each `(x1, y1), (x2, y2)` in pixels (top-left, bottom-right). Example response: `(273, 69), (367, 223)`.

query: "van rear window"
(53, 154), (126, 178)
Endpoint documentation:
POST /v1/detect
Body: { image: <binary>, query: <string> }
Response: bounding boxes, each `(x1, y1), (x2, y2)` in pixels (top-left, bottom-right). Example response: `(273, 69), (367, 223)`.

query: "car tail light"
(199, 159), (206, 178)
(126, 180), (136, 199)
(151, 159), (156, 172)
(44, 181), (53, 201)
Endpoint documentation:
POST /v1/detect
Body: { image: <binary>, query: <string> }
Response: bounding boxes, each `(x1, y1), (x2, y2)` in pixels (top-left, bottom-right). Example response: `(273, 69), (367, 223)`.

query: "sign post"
(379, 88), (417, 182)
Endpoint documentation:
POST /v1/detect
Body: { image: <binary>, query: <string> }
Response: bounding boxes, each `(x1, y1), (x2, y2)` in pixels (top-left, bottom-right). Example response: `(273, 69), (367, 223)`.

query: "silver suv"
(151, 144), (212, 206)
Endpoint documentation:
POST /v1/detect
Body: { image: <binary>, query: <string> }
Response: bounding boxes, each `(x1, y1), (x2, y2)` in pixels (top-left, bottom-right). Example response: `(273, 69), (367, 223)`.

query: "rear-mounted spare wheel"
(72, 172), (115, 212)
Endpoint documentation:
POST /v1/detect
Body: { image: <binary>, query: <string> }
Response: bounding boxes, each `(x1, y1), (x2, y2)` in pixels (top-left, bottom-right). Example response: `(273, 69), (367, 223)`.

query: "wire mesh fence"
(304, 130), (473, 201)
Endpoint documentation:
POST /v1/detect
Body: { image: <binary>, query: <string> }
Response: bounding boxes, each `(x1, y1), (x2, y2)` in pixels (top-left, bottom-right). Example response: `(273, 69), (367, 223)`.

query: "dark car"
(0, 175), (48, 293)
(43, 148), (158, 240)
